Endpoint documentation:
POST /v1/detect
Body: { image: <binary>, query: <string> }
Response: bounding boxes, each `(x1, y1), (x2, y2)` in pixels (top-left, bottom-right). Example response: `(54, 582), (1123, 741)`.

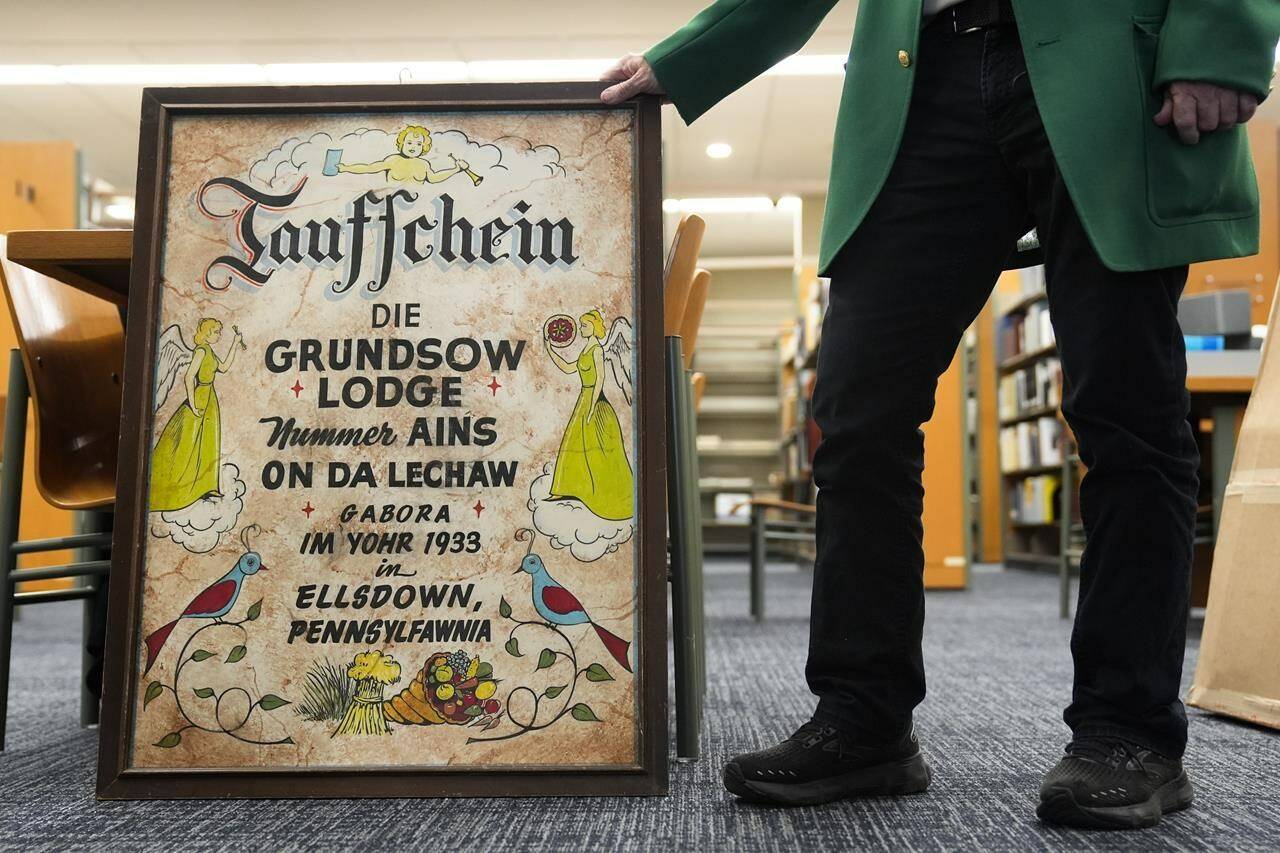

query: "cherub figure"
(335, 125), (480, 184)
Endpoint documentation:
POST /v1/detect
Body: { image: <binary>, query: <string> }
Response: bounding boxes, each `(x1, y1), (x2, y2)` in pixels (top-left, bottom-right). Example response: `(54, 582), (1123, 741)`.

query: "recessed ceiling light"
(705, 142), (733, 160)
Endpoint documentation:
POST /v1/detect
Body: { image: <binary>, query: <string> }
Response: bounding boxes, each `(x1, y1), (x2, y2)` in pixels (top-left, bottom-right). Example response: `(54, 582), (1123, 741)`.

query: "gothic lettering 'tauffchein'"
(197, 177), (580, 293)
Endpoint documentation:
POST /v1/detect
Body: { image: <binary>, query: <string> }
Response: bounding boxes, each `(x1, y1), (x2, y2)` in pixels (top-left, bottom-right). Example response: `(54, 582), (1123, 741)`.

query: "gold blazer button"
(898, 50), (912, 67)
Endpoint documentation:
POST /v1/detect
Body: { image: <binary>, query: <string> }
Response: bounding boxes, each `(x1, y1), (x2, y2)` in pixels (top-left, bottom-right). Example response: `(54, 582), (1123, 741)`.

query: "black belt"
(948, 0), (1014, 34)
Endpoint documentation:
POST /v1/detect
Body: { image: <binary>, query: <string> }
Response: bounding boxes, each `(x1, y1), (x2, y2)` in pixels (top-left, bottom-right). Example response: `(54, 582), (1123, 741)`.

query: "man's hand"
(600, 54), (666, 105)
(1153, 81), (1259, 145)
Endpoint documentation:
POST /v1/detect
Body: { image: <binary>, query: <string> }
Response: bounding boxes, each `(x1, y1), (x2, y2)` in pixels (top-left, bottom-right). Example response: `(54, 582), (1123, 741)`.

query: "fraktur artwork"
(98, 87), (665, 799)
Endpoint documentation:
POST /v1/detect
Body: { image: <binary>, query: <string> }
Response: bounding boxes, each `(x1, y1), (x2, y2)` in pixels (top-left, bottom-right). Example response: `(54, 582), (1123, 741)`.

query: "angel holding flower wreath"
(542, 309), (635, 522)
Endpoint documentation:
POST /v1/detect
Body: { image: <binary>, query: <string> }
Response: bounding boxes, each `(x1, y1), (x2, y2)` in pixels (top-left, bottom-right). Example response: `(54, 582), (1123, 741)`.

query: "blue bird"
(514, 533), (632, 673)
(143, 525), (266, 673)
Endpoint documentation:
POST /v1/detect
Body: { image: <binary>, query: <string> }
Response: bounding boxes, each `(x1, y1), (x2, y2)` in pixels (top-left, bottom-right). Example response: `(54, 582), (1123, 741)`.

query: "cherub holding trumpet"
(328, 125), (483, 185)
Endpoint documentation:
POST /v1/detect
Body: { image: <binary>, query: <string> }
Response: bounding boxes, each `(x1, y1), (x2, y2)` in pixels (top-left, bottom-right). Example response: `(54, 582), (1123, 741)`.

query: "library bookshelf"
(995, 266), (1079, 571)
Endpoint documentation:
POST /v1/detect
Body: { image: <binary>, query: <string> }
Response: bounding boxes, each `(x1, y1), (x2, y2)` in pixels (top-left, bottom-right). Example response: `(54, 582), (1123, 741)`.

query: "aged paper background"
(129, 109), (640, 770)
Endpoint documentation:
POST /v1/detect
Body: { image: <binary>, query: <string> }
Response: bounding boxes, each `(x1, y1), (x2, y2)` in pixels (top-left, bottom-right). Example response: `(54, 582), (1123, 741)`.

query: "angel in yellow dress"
(544, 310), (635, 521)
(149, 318), (242, 512)
(337, 125), (477, 184)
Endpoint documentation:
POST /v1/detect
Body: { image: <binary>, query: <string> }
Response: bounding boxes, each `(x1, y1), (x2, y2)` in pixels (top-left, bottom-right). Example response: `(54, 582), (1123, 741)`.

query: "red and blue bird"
(514, 534), (632, 673)
(143, 525), (266, 674)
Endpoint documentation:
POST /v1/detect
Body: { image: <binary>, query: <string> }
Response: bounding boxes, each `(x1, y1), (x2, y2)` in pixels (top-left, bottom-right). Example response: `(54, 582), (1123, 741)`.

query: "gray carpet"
(2, 562), (1278, 852)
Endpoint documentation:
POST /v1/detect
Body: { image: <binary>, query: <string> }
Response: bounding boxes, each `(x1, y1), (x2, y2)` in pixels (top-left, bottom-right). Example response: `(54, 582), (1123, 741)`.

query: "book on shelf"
(998, 300), (1056, 361)
(999, 415), (1065, 472)
(1007, 474), (1060, 524)
(1027, 301), (1054, 353)
(997, 357), (1062, 420)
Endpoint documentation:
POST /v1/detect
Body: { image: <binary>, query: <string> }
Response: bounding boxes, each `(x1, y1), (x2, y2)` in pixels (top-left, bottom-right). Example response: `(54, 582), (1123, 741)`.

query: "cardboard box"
(1188, 286), (1280, 729)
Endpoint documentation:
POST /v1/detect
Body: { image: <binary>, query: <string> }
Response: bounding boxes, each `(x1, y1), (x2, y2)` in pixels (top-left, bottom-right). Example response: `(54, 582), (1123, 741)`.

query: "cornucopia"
(383, 649), (501, 726)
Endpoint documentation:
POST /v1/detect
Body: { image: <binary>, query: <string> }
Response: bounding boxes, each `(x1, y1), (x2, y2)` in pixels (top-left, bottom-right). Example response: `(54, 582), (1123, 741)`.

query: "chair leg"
(0, 350), (30, 750)
(749, 505), (766, 621)
(666, 337), (699, 760)
(681, 369), (706, 708)
(78, 510), (112, 726)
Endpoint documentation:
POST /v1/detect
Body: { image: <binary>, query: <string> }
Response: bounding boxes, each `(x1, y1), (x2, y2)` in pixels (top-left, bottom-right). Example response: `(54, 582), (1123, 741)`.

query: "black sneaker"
(1037, 736), (1194, 829)
(723, 719), (931, 807)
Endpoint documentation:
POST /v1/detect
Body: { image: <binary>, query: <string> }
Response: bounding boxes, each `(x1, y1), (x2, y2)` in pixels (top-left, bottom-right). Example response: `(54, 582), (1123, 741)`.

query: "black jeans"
(806, 15), (1199, 758)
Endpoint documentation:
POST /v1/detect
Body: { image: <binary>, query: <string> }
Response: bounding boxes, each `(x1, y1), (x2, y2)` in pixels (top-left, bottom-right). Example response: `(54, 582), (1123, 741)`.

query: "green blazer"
(646, 0), (1280, 274)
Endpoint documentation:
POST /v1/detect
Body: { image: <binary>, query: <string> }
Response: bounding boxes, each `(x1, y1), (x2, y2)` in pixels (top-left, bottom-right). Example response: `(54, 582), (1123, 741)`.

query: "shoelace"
(788, 720), (837, 748)
(1067, 736), (1150, 773)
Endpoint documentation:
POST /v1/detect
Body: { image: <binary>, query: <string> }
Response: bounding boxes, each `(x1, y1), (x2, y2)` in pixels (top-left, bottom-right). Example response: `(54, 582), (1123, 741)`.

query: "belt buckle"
(951, 7), (983, 35)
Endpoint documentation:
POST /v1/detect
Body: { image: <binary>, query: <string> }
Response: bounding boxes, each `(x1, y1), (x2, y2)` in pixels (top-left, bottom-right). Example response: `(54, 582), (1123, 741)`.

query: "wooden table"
(5, 229), (131, 305)
(1187, 349), (1260, 536)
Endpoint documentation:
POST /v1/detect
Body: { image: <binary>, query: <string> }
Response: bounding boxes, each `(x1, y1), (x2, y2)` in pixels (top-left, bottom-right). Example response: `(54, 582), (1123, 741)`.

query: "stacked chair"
(664, 215), (711, 760)
(0, 236), (123, 749)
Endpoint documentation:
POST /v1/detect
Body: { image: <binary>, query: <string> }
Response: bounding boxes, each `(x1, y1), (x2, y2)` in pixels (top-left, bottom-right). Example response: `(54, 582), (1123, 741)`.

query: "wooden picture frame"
(97, 83), (666, 798)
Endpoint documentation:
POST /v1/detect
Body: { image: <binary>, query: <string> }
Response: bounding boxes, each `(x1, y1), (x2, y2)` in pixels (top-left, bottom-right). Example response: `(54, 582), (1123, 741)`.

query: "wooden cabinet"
(0, 142), (78, 231)
(922, 344), (969, 588)
(0, 141), (81, 582)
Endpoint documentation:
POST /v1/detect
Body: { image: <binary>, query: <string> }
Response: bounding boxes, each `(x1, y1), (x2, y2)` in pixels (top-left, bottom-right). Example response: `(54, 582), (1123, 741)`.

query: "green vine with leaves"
(466, 595), (614, 744)
(142, 598), (294, 749)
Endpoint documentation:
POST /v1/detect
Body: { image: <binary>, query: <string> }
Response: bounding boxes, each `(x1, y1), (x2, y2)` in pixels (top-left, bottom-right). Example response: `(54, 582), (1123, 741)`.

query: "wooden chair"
(0, 235), (123, 749)
(676, 266), (711, 725)
(690, 372), (706, 410)
(680, 270), (710, 370)
(663, 214), (706, 760)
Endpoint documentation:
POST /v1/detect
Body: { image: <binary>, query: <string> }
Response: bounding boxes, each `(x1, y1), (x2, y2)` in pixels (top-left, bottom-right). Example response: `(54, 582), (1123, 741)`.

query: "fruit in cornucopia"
(382, 650), (502, 726)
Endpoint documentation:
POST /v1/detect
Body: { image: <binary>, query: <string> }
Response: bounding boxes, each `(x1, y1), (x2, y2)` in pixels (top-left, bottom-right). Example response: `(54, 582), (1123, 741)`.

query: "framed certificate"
(97, 82), (666, 798)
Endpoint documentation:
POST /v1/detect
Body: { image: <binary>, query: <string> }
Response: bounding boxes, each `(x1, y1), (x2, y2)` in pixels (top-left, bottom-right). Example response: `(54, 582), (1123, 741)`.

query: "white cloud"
(527, 466), (634, 563)
(150, 463), (247, 554)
